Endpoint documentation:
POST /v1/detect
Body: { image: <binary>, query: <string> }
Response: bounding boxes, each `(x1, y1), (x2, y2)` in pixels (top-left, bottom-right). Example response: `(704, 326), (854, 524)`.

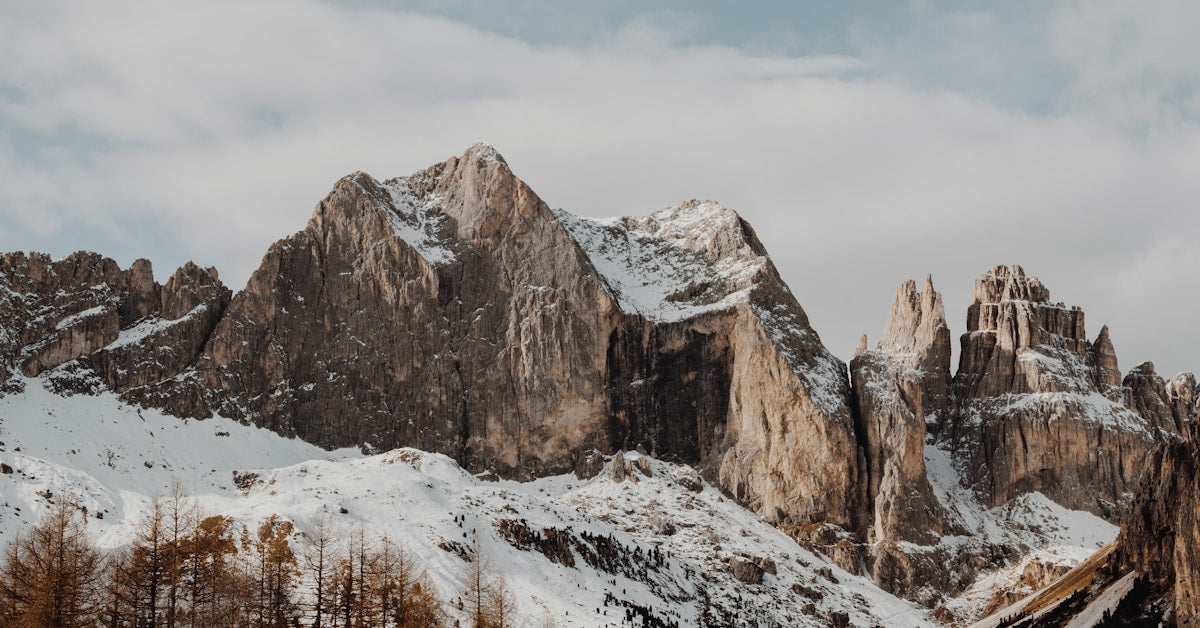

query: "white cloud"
(0, 0), (1197, 377)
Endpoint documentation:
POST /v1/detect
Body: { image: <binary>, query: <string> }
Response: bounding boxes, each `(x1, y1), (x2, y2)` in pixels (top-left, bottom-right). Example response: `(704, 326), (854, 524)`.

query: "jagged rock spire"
(878, 274), (952, 374)
(1090, 324), (1121, 390)
(849, 275), (950, 592)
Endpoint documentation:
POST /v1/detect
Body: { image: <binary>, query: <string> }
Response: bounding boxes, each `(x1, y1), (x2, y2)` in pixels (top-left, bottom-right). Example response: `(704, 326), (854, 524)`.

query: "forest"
(0, 487), (519, 628)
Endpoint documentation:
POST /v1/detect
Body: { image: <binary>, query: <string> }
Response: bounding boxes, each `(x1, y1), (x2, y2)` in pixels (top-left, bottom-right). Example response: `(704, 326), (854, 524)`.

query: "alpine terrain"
(0, 144), (1195, 626)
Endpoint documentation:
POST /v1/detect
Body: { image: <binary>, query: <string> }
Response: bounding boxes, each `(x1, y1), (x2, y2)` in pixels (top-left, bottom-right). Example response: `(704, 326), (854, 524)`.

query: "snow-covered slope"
(0, 375), (934, 627)
(554, 202), (766, 323)
(922, 443), (1118, 620)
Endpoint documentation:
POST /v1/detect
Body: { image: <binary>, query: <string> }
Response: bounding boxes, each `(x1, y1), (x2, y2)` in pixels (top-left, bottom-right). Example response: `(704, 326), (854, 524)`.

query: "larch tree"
(371, 536), (412, 625)
(0, 497), (103, 628)
(461, 531), (516, 628)
(119, 497), (170, 626)
(163, 482), (197, 628)
(252, 515), (298, 628)
(301, 512), (334, 628)
(182, 514), (239, 627)
(403, 569), (445, 628)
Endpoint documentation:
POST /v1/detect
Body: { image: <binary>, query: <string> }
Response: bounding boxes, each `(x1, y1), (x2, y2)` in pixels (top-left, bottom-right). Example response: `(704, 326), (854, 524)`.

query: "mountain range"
(1, 144), (1196, 626)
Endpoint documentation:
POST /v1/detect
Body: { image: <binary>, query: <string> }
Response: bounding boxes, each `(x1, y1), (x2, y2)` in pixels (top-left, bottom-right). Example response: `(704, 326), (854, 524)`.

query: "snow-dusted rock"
(943, 265), (1174, 517)
(850, 277), (951, 597)
(0, 252), (230, 395)
(2, 145), (867, 536)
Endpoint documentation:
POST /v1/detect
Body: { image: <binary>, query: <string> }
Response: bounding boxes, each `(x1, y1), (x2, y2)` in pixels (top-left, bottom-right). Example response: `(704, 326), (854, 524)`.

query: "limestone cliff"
(1111, 420), (1200, 625)
(848, 277), (952, 599)
(0, 144), (868, 534)
(0, 251), (229, 396)
(942, 265), (1174, 518)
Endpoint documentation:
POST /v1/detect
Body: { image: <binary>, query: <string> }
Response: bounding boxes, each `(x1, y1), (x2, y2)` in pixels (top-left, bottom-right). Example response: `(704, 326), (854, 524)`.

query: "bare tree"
(372, 537), (411, 625)
(115, 497), (170, 626)
(404, 569), (445, 628)
(0, 497), (103, 627)
(485, 574), (516, 628)
(461, 531), (516, 628)
(163, 481), (197, 628)
(301, 513), (334, 628)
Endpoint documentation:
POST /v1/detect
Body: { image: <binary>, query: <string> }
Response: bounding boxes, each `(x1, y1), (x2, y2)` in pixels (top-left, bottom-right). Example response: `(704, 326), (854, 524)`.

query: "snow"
(1064, 571), (1136, 628)
(104, 305), (209, 349)
(553, 202), (765, 323)
(54, 305), (107, 330)
(0, 375), (358, 544)
(0, 375), (933, 627)
(343, 172), (456, 266)
(379, 179), (456, 265)
(923, 443), (1118, 621)
(959, 390), (1152, 434)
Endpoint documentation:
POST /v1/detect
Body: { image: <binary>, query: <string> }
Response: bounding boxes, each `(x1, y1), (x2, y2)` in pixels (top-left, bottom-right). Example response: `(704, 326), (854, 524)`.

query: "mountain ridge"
(2, 144), (1197, 624)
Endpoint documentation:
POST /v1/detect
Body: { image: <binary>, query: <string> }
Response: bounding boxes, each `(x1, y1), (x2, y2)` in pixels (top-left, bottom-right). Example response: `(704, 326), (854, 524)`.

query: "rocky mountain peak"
(877, 275), (951, 372)
(555, 199), (771, 323)
(1089, 323), (1122, 389)
(959, 266), (1090, 397)
(947, 265), (1176, 518)
(1167, 372), (1198, 422)
(406, 143), (544, 244)
(973, 264), (1051, 304)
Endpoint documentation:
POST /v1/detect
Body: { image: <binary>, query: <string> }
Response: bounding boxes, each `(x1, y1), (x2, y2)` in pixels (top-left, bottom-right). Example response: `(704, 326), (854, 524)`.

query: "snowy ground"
(0, 375), (934, 627)
(923, 443), (1118, 620)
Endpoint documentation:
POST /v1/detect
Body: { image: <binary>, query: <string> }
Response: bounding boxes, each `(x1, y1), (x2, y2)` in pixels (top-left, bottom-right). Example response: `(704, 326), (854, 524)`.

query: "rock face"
(559, 201), (864, 530)
(0, 251), (229, 396)
(0, 144), (867, 534)
(942, 265), (1173, 518)
(1113, 420), (1200, 626)
(849, 278), (950, 593)
(847, 268), (1192, 608)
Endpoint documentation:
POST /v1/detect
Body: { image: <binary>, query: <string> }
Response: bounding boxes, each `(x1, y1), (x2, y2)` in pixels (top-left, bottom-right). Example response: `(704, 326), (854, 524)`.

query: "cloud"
(0, 0), (1197, 377)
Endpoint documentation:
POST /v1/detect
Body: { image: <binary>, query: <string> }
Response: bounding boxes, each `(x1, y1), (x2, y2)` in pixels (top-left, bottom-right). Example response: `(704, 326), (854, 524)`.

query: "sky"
(1, 0), (1197, 378)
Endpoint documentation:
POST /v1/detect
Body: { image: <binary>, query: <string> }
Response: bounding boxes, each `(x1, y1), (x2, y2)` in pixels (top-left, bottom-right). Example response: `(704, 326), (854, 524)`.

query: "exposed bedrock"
(941, 265), (1176, 518)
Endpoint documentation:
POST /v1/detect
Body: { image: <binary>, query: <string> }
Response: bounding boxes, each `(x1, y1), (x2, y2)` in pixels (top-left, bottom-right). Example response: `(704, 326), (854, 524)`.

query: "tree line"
(0, 487), (519, 628)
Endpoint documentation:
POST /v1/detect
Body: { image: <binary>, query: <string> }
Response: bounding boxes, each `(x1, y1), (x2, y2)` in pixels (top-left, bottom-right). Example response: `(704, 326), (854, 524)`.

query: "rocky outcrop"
(967, 420), (1200, 626)
(0, 252), (229, 395)
(876, 275), (954, 431)
(942, 265), (1173, 518)
(844, 267), (1193, 610)
(92, 263), (230, 392)
(1112, 421), (1200, 625)
(560, 200), (864, 530)
(849, 278), (949, 593)
(0, 144), (866, 533)
(1123, 361), (1191, 434)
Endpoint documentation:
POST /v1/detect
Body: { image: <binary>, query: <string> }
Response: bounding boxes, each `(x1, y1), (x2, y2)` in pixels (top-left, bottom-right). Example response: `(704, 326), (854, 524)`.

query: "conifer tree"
(461, 531), (516, 628)
(301, 513), (334, 628)
(251, 515), (298, 628)
(0, 498), (103, 627)
(403, 569), (444, 628)
(182, 514), (239, 627)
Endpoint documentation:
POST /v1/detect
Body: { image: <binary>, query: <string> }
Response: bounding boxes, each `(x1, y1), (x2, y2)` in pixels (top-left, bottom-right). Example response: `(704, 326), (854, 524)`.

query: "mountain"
(0, 377), (932, 627)
(967, 421), (1200, 626)
(1, 144), (1196, 625)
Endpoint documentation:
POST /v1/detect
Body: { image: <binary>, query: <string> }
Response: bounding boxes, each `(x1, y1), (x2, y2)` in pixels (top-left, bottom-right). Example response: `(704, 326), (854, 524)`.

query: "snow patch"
(105, 305), (209, 350)
(0, 379), (933, 627)
(554, 202), (764, 323)
(54, 305), (107, 330)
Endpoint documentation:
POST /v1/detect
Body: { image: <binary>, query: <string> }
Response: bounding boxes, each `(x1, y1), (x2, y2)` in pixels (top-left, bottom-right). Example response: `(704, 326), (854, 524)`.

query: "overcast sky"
(2, 1), (1197, 378)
